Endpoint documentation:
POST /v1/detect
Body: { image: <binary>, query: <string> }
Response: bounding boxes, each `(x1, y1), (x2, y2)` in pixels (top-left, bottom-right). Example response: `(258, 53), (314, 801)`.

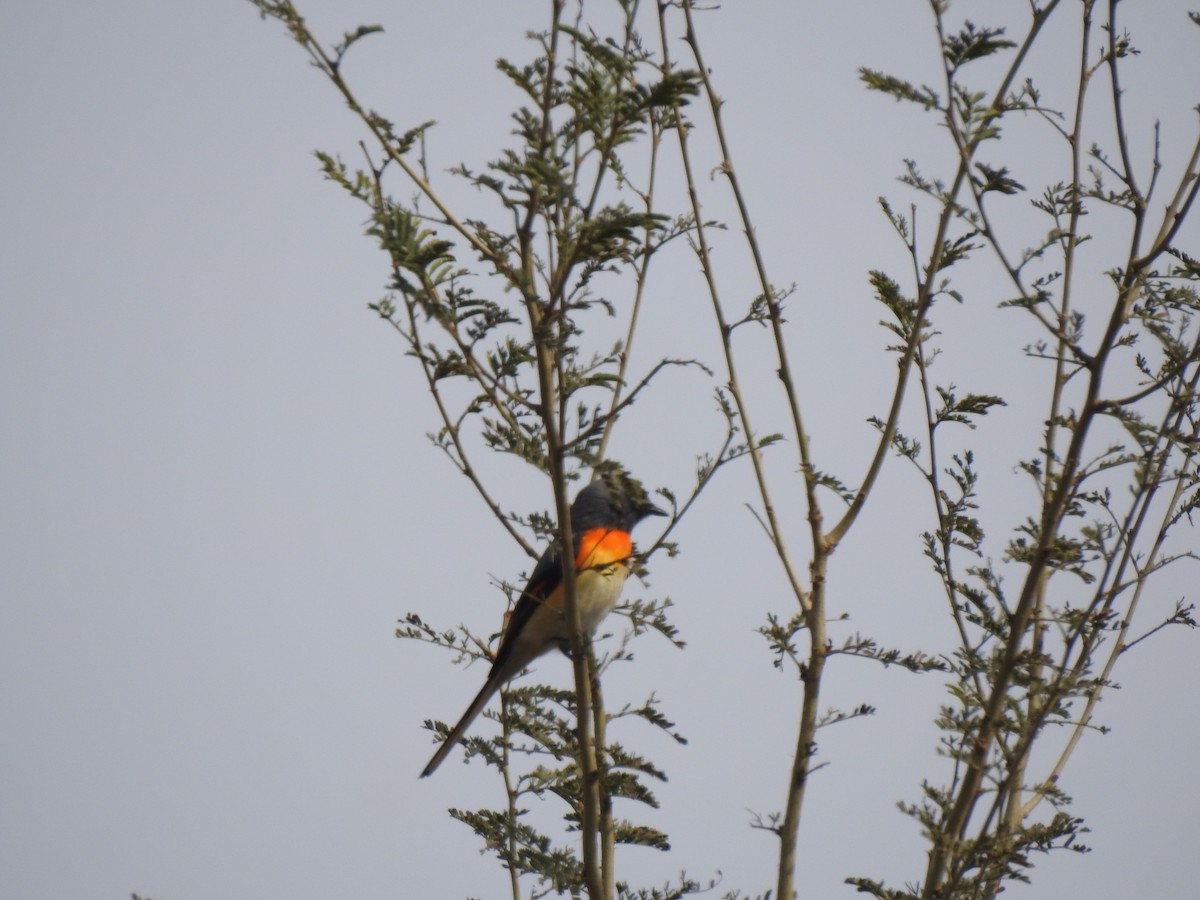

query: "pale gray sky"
(3, 2), (1198, 898)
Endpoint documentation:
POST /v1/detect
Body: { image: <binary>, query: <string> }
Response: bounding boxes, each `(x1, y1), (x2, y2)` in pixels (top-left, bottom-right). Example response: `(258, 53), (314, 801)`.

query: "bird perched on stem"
(420, 467), (665, 777)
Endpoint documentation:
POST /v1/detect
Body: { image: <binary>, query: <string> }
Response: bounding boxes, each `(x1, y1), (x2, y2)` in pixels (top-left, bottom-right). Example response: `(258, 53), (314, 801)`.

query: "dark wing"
(488, 541), (565, 676)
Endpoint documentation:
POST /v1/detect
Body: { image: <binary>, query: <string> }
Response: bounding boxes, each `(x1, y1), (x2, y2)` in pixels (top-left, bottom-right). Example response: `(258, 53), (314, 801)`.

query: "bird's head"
(570, 464), (666, 533)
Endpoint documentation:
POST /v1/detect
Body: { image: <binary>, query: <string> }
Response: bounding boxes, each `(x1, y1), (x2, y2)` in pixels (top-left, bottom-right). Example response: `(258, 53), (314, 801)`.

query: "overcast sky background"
(3, 2), (1198, 898)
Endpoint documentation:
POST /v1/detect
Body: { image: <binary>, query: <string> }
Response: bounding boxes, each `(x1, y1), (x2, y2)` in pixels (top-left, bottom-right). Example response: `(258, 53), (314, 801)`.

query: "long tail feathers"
(420, 674), (504, 777)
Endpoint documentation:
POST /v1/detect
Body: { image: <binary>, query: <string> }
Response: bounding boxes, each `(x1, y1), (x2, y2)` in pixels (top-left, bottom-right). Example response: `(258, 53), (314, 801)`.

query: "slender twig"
(1136, 127), (1200, 267)
(598, 2), (661, 462)
(1106, 0), (1142, 210)
(666, 2), (810, 609)
(400, 277), (540, 558)
(499, 692), (523, 900)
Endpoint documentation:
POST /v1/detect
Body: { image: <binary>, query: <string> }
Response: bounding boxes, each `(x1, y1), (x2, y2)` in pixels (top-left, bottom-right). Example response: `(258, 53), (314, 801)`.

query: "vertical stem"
(673, 4), (828, 895)
(522, 3), (606, 894)
(499, 691), (523, 900)
(592, 667), (615, 899)
(774, 578), (827, 900)
(534, 316), (603, 896)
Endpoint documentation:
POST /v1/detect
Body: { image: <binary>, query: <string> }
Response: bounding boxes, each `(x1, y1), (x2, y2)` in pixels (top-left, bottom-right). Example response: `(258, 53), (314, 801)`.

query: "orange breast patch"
(575, 527), (632, 569)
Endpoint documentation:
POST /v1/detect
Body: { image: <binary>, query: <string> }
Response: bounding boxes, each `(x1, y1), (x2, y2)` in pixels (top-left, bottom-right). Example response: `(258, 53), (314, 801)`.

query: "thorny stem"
(660, 11), (815, 890)
(916, 0), (1066, 892)
(678, 6), (823, 551)
(673, 7), (829, 897)
(664, 2), (810, 613)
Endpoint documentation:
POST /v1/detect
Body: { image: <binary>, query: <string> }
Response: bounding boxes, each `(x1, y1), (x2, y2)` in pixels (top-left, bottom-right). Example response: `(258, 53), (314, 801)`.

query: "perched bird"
(420, 467), (665, 777)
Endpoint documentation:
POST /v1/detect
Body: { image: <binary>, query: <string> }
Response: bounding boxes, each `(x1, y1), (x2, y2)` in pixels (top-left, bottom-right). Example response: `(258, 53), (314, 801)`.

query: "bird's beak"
(643, 500), (668, 517)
